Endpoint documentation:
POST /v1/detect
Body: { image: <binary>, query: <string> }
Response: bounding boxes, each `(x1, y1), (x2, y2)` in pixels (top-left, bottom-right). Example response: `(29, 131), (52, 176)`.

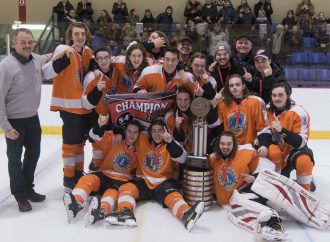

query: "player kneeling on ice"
(63, 116), (141, 225)
(106, 120), (204, 232)
(210, 131), (287, 240)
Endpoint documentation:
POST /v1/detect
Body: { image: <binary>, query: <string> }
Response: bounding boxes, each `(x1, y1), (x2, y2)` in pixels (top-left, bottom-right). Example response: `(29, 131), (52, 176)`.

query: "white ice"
(0, 135), (329, 242)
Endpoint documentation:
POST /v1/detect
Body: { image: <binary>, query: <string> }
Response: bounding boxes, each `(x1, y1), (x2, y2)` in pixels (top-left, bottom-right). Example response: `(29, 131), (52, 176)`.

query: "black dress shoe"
(18, 200), (32, 212)
(27, 192), (46, 202)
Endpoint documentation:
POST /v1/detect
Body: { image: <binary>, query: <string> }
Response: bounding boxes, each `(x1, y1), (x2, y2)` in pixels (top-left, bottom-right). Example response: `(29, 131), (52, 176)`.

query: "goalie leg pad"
(252, 170), (330, 230)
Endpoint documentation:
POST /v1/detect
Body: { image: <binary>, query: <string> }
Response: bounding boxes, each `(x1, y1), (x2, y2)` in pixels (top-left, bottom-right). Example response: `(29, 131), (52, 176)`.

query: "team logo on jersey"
(272, 131), (285, 147)
(143, 152), (163, 173)
(113, 152), (131, 173)
(226, 112), (247, 136)
(217, 167), (239, 191)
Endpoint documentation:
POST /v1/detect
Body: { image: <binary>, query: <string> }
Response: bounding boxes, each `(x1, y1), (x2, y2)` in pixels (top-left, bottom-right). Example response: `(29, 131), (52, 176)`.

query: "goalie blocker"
(251, 170), (330, 230)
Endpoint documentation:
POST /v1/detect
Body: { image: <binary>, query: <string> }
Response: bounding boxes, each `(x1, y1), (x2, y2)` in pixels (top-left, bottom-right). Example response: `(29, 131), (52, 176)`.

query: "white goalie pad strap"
(228, 190), (274, 234)
(252, 170), (330, 230)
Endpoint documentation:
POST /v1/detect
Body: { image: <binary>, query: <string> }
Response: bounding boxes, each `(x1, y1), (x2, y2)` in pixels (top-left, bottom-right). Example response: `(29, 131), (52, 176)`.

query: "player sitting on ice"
(63, 116), (140, 226)
(266, 82), (315, 192)
(105, 120), (204, 232)
(210, 131), (287, 240)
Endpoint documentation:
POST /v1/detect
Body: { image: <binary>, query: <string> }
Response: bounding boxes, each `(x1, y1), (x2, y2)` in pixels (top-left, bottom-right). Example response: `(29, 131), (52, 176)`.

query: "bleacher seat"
(309, 52), (327, 66)
(315, 68), (330, 81)
(291, 52), (307, 66)
(303, 37), (315, 49)
(297, 68), (316, 81)
(327, 52), (330, 65)
(284, 67), (298, 81)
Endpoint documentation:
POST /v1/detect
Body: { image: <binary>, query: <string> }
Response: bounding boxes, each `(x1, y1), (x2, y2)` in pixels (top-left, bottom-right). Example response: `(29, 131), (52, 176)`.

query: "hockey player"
(211, 131), (287, 240)
(185, 52), (217, 100)
(42, 22), (94, 191)
(63, 117), (141, 225)
(267, 82), (314, 191)
(208, 74), (271, 157)
(106, 120), (204, 232)
(132, 47), (187, 94)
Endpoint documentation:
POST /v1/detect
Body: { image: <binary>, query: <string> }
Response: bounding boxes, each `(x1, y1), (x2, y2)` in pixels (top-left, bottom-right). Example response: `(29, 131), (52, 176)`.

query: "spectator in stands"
(315, 23), (330, 53)
(255, 9), (269, 31)
(282, 10), (297, 41)
(295, 0), (315, 36)
(64, 9), (79, 32)
(253, 0), (273, 25)
(76, 0), (94, 26)
(141, 9), (155, 32)
(233, 3), (256, 32)
(112, 0), (128, 24)
(270, 24), (285, 63)
(236, 0), (250, 13)
(170, 22), (186, 46)
(96, 9), (112, 27)
(312, 12), (328, 33)
(53, 0), (74, 40)
(201, 0), (218, 25)
(108, 23), (122, 41)
(207, 22), (229, 59)
(217, 0), (236, 25)
(127, 8), (140, 26)
(184, 0), (203, 23)
(185, 19), (199, 41)
(177, 37), (193, 71)
(286, 25), (303, 52)
(155, 6), (174, 37)
(121, 22), (137, 40)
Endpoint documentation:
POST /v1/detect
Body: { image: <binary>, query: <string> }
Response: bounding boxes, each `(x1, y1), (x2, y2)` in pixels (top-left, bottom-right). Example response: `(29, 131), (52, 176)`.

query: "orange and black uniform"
(42, 44), (94, 186)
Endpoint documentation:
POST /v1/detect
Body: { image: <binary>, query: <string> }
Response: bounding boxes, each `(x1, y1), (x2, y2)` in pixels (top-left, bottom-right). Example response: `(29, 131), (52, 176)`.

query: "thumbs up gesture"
(175, 110), (184, 130)
(263, 61), (273, 77)
(271, 116), (282, 132)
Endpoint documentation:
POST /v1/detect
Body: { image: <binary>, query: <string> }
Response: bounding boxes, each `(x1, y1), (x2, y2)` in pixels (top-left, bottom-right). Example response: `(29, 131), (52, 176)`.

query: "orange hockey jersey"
(133, 64), (185, 93)
(42, 44), (93, 114)
(82, 66), (120, 115)
(135, 133), (187, 189)
(90, 131), (138, 181)
(164, 110), (193, 152)
(267, 104), (310, 167)
(210, 144), (259, 205)
(216, 96), (270, 145)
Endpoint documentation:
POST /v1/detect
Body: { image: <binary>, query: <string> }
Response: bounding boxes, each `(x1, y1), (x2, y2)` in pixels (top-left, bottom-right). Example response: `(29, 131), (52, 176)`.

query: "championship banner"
(105, 92), (176, 129)
(18, 0), (27, 23)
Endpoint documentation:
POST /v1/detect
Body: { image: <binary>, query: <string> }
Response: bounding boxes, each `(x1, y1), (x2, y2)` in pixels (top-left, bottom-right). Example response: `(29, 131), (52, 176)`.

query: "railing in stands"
(34, 13), (58, 54)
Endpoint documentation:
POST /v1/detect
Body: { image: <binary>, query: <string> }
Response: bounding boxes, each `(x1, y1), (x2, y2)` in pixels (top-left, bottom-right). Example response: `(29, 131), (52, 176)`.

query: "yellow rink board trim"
(1, 127), (330, 139)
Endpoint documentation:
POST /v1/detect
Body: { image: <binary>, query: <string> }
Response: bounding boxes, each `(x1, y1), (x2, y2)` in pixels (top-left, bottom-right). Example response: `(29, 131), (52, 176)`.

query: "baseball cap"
(215, 41), (232, 57)
(254, 48), (271, 59)
(236, 34), (253, 43)
(179, 36), (192, 44)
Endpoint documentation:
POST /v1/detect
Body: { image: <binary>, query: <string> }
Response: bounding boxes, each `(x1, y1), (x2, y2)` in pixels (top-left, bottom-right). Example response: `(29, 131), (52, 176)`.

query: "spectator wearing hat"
(177, 37), (193, 71)
(207, 22), (229, 60)
(232, 35), (256, 83)
(248, 48), (285, 105)
(210, 41), (241, 93)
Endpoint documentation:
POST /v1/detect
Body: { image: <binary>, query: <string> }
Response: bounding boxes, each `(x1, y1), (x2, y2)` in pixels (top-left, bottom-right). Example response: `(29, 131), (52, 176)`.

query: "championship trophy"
(183, 97), (213, 210)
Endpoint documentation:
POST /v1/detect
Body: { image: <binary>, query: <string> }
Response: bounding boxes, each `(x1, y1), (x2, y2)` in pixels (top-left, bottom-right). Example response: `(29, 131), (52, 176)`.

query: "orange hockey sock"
(164, 192), (189, 219)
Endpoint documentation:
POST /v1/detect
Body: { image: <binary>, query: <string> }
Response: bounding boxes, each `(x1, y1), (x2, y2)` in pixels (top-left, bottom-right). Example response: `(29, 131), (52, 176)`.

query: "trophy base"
(186, 155), (210, 169)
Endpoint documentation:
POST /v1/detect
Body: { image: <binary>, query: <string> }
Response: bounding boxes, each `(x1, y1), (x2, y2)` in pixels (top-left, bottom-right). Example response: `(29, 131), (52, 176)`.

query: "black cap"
(179, 37), (192, 44)
(254, 48), (271, 59)
(236, 34), (253, 43)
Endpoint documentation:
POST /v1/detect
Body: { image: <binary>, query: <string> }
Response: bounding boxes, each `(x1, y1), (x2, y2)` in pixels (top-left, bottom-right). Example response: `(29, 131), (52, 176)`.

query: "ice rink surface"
(0, 135), (329, 242)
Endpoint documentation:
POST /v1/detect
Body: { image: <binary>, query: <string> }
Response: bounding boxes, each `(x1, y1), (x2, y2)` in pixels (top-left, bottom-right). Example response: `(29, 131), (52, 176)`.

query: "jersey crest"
(120, 75), (133, 89)
(226, 112), (247, 136)
(143, 151), (164, 173)
(217, 167), (239, 191)
(113, 151), (131, 173)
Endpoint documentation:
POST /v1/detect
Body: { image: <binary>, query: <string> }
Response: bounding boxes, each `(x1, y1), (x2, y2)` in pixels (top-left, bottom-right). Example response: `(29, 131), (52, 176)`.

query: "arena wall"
(0, 0), (329, 25)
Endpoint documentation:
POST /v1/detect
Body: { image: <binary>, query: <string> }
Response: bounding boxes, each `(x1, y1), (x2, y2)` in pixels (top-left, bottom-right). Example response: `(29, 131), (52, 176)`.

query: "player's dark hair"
(213, 131), (238, 159)
(269, 81), (294, 112)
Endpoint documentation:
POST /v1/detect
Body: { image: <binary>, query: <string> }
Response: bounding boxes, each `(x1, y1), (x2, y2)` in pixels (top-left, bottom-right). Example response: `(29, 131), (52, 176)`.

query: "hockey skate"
(86, 195), (104, 226)
(259, 211), (288, 241)
(105, 207), (137, 226)
(63, 192), (82, 223)
(182, 201), (205, 232)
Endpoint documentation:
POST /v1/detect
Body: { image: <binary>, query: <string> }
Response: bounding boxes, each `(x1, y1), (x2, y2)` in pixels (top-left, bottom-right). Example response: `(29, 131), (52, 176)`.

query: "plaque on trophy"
(186, 97), (211, 169)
